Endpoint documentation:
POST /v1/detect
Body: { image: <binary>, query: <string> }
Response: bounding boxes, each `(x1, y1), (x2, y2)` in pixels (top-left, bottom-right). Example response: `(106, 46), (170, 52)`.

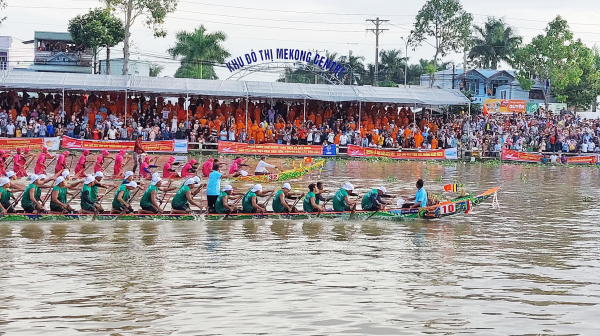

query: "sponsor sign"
(218, 141), (335, 156)
(526, 102), (568, 115)
(61, 136), (187, 153)
(484, 99), (527, 114)
(501, 148), (542, 162)
(566, 155), (598, 165)
(0, 137), (60, 151)
(347, 144), (446, 160)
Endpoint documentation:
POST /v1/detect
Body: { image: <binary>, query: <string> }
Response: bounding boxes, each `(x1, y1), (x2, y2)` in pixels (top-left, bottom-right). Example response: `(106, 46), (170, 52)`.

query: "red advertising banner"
(347, 144), (446, 160)
(502, 148), (542, 162)
(0, 138), (45, 150)
(566, 155), (598, 165)
(61, 136), (176, 152)
(218, 141), (324, 156)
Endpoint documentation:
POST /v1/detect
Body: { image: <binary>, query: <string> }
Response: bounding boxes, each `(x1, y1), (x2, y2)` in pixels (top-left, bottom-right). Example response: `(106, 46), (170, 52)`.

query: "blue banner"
(322, 144), (337, 156)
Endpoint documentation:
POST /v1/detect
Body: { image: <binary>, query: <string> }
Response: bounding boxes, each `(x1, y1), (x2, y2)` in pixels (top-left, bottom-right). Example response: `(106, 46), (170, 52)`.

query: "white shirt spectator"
(108, 128), (118, 140)
(6, 123), (15, 136)
(162, 109), (170, 119)
(340, 134), (348, 146)
(16, 115), (26, 124)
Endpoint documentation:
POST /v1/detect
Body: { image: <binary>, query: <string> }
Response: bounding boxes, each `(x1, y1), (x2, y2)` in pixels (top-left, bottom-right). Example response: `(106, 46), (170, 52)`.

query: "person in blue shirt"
(206, 163), (233, 213)
(403, 179), (428, 209)
(46, 121), (55, 137)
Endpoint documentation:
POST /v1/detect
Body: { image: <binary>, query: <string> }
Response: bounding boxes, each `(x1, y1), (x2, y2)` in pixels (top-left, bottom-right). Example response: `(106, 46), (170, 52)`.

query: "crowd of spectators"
(0, 90), (597, 156)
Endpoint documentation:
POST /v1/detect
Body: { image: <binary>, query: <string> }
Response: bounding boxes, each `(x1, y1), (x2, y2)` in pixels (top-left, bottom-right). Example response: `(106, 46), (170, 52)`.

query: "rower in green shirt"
(303, 183), (326, 213)
(333, 182), (359, 212)
(361, 186), (393, 211)
(0, 177), (12, 214)
(272, 182), (304, 213)
(112, 181), (138, 214)
(215, 185), (243, 214)
(49, 176), (81, 213)
(140, 174), (176, 214)
(242, 184), (272, 213)
(171, 177), (204, 214)
(21, 174), (47, 213)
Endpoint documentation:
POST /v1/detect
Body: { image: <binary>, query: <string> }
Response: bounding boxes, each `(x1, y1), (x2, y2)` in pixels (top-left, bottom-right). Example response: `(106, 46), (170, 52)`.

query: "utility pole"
(366, 17), (389, 86)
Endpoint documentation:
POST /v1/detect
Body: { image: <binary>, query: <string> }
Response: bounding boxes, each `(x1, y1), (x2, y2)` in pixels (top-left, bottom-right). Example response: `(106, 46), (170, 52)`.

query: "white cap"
(223, 185), (233, 192)
(240, 170), (248, 176)
(126, 181), (138, 188)
(151, 175), (162, 186)
(251, 184), (263, 192)
(185, 178), (196, 186)
(0, 177), (9, 186)
(84, 175), (95, 184)
(282, 183), (291, 190)
(193, 176), (201, 184)
(94, 171), (104, 178)
(124, 171), (134, 179)
(377, 186), (387, 193)
(152, 172), (161, 179)
(30, 174), (39, 183)
(54, 176), (65, 186)
(38, 174), (47, 180)
(6, 171), (15, 178)
(61, 170), (70, 178)
(343, 182), (354, 191)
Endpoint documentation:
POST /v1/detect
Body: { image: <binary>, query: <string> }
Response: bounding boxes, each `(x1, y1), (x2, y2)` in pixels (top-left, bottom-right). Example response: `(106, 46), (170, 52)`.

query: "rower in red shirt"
(113, 149), (126, 177)
(94, 150), (110, 174)
(34, 147), (55, 175)
(163, 156), (177, 179)
(54, 151), (70, 174)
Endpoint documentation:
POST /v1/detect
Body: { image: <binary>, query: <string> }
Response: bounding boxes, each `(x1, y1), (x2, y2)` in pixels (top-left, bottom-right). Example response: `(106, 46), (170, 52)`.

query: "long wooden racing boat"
(0, 187), (498, 222)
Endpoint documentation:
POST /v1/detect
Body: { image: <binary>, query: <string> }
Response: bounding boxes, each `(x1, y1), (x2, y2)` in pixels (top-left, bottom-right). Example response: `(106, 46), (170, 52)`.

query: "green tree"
(338, 50), (365, 85)
(103, 0), (178, 75)
(411, 0), (473, 64)
(149, 63), (164, 77)
(379, 49), (406, 84)
(469, 17), (522, 69)
(167, 25), (230, 80)
(552, 46), (600, 110)
(512, 16), (585, 109)
(68, 8), (125, 74)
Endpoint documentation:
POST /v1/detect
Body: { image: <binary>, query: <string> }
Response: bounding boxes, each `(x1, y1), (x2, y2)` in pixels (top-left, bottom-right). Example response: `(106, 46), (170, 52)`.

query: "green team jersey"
(81, 184), (94, 211)
(303, 191), (319, 212)
(272, 190), (287, 213)
(172, 185), (190, 209)
(50, 185), (67, 210)
(242, 190), (257, 213)
(0, 187), (11, 209)
(112, 185), (130, 210)
(140, 185), (158, 209)
(21, 184), (40, 210)
(333, 188), (349, 211)
(90, 184), (99, 202)
(361, 189), (378, 210)
(215, 191), (229, 214)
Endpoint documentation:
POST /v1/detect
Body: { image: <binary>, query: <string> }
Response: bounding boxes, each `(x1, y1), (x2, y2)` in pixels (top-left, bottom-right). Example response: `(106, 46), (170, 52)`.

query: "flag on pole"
(482, 104), (489, 116)
(304, 157), (312, 164)
(444, 184), (458, 192)
(464, 199), (472, 214)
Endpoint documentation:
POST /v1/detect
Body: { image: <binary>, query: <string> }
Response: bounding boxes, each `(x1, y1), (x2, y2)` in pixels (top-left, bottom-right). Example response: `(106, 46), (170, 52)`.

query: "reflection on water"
(0, 160), (599, 335)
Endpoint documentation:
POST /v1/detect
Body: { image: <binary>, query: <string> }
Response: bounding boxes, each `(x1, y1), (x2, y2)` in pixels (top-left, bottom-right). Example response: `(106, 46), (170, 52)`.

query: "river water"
(1, 160), (599, 335)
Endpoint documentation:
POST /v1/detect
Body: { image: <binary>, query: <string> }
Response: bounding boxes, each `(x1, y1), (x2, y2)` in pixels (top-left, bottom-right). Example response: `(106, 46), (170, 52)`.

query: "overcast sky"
(3, 0), (600, 81)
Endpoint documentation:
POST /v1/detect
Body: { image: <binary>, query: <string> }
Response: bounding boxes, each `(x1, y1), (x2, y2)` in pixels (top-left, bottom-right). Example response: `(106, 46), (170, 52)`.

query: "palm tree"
(468, 17), (522, 69)
(167, 25), (230, 79)
(339, 50), (365, 85)
(379, 49), (406, 85)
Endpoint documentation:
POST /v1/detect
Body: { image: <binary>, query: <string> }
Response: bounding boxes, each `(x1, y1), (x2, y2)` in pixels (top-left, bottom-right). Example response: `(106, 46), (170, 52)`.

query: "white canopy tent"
(0, 71), (470, 105)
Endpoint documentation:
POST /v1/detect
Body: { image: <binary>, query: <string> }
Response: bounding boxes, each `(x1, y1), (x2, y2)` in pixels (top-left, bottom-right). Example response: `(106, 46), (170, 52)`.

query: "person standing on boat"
(0, 177), (12, 214)
(75, 150), (91, 178)
(333, 183), (359, 212)
(171, 177), (204, 214)
(361, 186), (393, 211)
(34, 147), (55, 175)
(163, 156), (178, 179)
(206, 163), (234, 213)
(403, 179), (428, 209)
(254, 156), (279, 176)
(303, 183), (326, 213)
(94, 150), (110, 174)
(139, 175), (175, 214)
(54, 151), (71, 174)
(215, 185), (243, 214)
(21, 174), (46, 214)
(113, 150), (126, 177)
(132, 135), (146, 175)
(111, 181), (138, 214)
(242, 184), (272, 213)
(49, 176), (77, 213)
(273, 183), (304, 213)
